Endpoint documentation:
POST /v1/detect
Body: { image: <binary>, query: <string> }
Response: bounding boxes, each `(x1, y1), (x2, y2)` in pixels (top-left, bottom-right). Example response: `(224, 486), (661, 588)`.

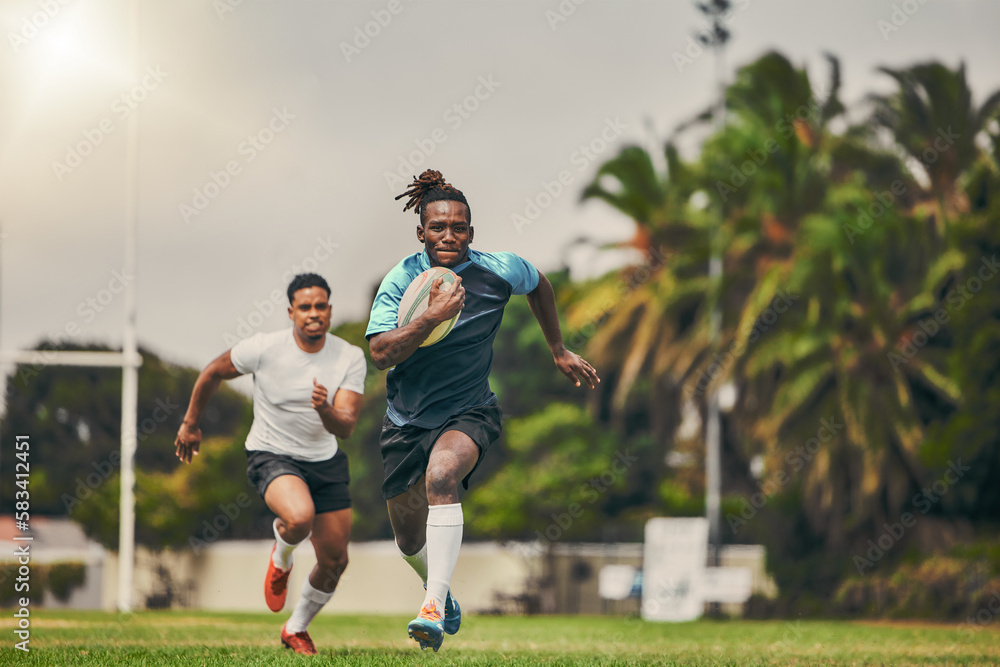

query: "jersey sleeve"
(340, 347), (367, 394)
(365, 260), (415, 340)
(493, 251), (540, 295)
(230, 333), (265, 374)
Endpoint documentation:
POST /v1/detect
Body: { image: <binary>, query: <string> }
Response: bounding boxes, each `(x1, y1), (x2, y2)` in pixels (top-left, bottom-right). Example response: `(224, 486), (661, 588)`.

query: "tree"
(868, 61), (1000, 226)
(579, 50), (1000, 576)
(576, 142), (706, 438)
(721, 57), (1000, 557)
(0, 342), (249, 518)
(573, 52), (849, 519)
(920, 110), (1000, 520)
(463, 403), (621, 540)
(736, 177), (962, 549)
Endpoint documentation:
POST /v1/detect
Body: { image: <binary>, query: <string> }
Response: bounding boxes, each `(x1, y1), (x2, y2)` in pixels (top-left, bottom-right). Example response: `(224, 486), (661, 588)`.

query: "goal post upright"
(0, 0), (144, 615)
(117, 0), (141, 614)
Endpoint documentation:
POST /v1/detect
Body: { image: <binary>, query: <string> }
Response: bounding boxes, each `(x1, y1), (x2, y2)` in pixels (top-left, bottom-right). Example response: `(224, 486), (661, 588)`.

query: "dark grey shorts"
(246, 448), (351, 514)
(378, 404), (503, 500)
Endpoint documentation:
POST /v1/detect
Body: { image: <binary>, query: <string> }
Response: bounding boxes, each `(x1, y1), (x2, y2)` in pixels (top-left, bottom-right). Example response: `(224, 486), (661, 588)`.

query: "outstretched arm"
(175, 350), (242, 464)
(369, 276), (465, 370)
(525, 271), (600, 389)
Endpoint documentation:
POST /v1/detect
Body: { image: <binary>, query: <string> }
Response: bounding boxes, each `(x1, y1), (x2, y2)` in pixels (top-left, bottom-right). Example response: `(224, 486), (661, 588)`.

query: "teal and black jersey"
(365, 249), (539, 429)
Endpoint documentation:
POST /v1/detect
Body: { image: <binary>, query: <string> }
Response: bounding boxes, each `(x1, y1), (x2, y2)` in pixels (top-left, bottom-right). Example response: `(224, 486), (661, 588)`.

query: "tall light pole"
(694, 0), (730, 568)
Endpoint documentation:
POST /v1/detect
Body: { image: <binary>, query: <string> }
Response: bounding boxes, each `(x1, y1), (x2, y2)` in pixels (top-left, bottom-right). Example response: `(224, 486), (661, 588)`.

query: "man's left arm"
(312, 379), (363, 438)
(525, 271), (600, 389)
(311, 349), (367, 438)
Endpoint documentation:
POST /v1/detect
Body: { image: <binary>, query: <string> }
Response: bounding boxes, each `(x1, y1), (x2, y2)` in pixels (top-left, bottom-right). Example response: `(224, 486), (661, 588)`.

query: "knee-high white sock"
(422, 503), (463, 613)
(398, 540), (428, 585)
(273, 518), (310, 571)
(285, 578), (333, 633)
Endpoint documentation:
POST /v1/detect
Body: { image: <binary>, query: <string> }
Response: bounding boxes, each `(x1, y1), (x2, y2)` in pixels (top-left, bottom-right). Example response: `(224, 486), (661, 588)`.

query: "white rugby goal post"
(0, 347), (141, 614)
(0, 0), (142, 614)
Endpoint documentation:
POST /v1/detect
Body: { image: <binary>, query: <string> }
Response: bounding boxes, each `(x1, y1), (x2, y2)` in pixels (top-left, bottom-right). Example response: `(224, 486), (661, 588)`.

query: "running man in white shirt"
(174, 273), (366, 656)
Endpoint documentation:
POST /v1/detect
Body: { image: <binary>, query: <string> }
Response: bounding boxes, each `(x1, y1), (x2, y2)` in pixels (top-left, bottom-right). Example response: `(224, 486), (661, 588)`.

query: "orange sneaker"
(407, 599), (445, 651)
(264, 543), (292, 612)
(281, 622), (317, 656)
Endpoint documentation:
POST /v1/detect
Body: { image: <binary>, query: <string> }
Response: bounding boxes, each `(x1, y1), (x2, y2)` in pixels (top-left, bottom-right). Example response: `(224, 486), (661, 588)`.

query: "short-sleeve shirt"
(231, 329), (366, 462)
(365, 249), (539, 429)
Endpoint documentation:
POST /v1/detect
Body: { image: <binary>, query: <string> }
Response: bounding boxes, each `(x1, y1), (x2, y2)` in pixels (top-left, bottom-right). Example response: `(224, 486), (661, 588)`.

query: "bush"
(0, 562), (46, 606)
(0, 561), (86, 606)
(833, 555), (998, 620)
(47, 562), (87, 602)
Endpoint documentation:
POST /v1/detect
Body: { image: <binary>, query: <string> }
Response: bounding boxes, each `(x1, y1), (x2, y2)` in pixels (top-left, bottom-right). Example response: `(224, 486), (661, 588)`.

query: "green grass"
(1, 610), (997, 666)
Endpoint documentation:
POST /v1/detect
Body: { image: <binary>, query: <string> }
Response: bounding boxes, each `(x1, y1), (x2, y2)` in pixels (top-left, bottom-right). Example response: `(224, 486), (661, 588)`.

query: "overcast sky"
(2, 0), (999, 386)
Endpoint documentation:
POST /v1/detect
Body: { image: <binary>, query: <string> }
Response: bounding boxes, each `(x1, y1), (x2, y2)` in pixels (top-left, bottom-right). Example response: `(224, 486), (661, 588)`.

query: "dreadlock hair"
(394, 169), (471, 223)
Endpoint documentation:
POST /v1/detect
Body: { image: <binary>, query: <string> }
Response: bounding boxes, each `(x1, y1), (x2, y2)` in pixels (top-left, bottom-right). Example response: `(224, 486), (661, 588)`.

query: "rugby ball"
(397, 267), (461, 347)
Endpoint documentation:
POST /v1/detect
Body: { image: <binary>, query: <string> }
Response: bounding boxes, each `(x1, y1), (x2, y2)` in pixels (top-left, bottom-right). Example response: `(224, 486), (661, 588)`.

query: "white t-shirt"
(230, 329), (366, 462)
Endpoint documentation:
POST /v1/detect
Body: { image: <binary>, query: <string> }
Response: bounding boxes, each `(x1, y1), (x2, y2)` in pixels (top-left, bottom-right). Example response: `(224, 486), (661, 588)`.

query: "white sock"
(398, 540), (428, 585)
(272, 518), (309, 571)
(285, 577), (333, 633)
(422, 503), (463, 613)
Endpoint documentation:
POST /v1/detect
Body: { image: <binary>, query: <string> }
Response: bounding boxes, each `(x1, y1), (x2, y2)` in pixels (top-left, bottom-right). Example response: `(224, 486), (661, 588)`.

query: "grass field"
(1, 610), (997, 666)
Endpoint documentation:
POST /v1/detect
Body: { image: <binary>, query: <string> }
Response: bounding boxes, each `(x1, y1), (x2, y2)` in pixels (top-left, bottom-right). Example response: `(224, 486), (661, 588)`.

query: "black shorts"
(246, 448), (351, 514)
(379, 404), (503, 500)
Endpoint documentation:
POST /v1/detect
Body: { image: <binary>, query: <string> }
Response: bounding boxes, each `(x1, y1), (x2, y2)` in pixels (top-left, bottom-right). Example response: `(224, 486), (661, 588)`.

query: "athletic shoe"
(264, 543), (292, 612)
(281, 622), (317, 656)
(407, 600), (445, 652)
(444, 590), (461, 635)
(423, 585), (462, 635)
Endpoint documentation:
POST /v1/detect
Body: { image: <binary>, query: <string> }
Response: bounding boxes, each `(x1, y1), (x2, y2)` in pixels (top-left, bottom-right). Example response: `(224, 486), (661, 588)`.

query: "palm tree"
(732, 59), (1000, 548)
(868, 61), (1000, 226)
(920, 101), (1000, 521)
(578, 50), (999, 560)
(735, 175), (963, 548)
(671, 51), (846, 412)
(572, 52), (847, 529)
(573, 142), (706, 440)
(574, 50), (847, 442)
(579, 49), (992, 551)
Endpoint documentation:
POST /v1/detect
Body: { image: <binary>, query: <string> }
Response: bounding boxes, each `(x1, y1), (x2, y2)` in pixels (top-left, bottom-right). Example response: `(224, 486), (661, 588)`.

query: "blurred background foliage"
(3, 48), (999, 616)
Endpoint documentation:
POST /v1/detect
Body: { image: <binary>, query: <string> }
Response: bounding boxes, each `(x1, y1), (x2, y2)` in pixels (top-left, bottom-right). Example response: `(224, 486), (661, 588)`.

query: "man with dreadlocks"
(366, 169), (599, 651)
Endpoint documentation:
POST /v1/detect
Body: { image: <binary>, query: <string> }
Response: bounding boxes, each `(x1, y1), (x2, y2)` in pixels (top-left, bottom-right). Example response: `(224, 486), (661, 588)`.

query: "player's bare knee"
(319, 549), (348, 575)
(392, 513), (427, 553)
(280, 512), (314, 541)
(425, 467), (459, 503)
(314, 561), (345, 593)
(395, 533), (426, 556)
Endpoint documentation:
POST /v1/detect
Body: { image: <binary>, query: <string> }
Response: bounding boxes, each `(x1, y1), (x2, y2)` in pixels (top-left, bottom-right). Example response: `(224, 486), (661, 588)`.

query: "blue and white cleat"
(407, 600), (444, 652)
(444, 590), (461, 635)
(424, 584), (462, 636)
